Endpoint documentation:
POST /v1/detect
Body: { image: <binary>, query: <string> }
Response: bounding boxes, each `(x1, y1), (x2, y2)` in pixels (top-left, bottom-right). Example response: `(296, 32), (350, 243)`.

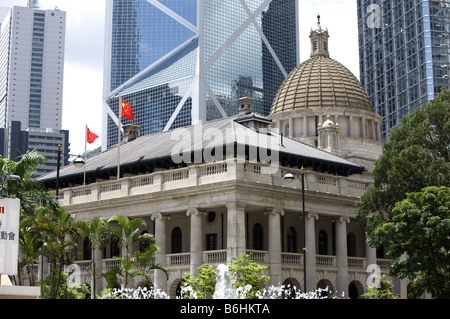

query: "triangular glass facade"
(104, 0), (298, 150)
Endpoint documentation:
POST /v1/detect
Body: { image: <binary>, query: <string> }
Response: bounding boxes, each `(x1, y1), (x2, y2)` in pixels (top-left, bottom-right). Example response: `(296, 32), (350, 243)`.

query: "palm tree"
(1, 151), (58, 290)
(0, 150), (59, 214)
(76, 217), (110, 299)
(104, 215), (168, 289)
(36, 206), (80, 299)
(18, 213), (46, 286)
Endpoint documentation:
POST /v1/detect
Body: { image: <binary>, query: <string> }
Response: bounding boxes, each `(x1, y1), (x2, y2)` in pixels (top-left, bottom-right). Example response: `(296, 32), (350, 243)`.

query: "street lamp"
(56, 144), (85, 198)
(283, 166), (307, 292)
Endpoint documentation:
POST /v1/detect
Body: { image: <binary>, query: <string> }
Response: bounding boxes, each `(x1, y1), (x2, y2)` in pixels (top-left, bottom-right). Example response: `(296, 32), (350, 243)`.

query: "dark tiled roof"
(39, 116), (364, 187)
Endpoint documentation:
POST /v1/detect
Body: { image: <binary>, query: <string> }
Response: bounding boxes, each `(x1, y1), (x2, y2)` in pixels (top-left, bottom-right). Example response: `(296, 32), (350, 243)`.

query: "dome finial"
(309, 14), (329, 57)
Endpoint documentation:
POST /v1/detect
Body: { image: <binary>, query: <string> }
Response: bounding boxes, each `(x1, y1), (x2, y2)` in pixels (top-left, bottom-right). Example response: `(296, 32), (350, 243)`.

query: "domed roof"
(270, 18), (372, 115)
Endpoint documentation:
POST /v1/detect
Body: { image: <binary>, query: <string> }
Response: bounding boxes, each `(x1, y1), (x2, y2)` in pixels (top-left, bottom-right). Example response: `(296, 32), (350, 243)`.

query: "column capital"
(334, 216), (350, 224)
(306, 212), (319, 220)
(186, 207), (207, 217)
(226, 201), (246, 210)
(151, 212), (170, 221)
(264, 207), (285, 216)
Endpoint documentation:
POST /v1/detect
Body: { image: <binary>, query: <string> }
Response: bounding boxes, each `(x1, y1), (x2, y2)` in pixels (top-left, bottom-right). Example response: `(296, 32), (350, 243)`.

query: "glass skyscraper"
(357, 0), (449, 141)
(102, 0), (299, 150)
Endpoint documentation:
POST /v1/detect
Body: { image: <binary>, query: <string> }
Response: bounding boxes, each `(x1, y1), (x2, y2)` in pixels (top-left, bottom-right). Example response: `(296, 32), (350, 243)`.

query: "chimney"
(238, 97), (253, 116)
(123, 124), (140, 143)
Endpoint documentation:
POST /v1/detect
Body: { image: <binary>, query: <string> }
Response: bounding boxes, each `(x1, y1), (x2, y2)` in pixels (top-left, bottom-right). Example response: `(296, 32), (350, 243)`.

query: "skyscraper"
(102, 0), (299, 150)
(0, 5), (69, 175)
(357, 0), (449, 141)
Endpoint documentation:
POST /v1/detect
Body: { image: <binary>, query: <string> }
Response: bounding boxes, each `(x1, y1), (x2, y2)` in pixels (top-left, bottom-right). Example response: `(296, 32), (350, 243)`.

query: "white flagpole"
(84, 124), (87, 185)
(117, 94), (121, 180)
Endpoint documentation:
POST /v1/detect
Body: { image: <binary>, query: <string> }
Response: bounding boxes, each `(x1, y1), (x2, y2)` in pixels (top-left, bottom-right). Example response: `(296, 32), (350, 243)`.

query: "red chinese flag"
(121, 98), (135, 120)
(86, 127), (99, 144)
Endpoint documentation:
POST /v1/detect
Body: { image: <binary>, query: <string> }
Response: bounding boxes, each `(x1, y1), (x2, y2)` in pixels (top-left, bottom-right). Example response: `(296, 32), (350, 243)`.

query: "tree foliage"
(182, 254), (269, 299)
(228, 254), (269, 299)
(362, 275), (399, 299)
(182, 263), (217, 299)
(375, 186), (450, 299)
(0, 150), (59, 215)
(102, 215), (168, 289)
(356, 87), (450, 246)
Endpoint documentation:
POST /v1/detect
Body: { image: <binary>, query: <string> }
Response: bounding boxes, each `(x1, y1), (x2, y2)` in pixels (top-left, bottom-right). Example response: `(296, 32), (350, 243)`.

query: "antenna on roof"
(27, 0), (41, 9)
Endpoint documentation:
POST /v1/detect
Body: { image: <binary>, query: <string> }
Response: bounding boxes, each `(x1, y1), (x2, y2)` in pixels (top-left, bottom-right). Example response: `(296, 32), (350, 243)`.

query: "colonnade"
(150, 202), (377, 297)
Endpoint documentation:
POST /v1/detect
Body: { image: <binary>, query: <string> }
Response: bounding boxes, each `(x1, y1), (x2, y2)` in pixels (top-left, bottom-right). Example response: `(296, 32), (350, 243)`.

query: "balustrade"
(59, 161), (369, 206)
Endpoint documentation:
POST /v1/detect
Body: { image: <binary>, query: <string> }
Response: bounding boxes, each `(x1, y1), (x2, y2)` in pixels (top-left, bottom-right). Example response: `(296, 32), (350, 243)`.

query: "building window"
(171, 227), (182, 253)
(252, 223), (263, 250)
(318, 230), (328, 255)
(286, 227), (297, 253)
(347, 232), (357, 257)
(83, 237), (91, 260)
(206, 234), (217, 251)
(284, 123), (289, 137)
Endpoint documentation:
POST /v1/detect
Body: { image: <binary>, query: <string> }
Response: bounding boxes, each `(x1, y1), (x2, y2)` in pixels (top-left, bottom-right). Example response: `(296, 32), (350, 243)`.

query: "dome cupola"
(269, 18), (383, 172)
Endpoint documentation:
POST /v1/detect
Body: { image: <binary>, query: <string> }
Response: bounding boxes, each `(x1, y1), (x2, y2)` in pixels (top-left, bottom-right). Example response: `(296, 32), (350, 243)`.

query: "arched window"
(171, 227), (182, 253)
(318, 230), (328, 255)
(83, 236), (91, 260)
(287, 227), (297, 252)
(253, 223), (263, 250)
(347, 232), (356, 257)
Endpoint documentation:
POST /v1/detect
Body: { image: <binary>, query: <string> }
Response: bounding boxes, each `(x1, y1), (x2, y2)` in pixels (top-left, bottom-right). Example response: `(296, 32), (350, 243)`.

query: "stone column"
(335, 216), (349, 297)
(365, 236), (377, 268)
(151, 213), (168, 291)
(187, 208), (203, 276)
(226, 202), (246, 263)
(266, 208), (284, 286)
(305, 212), (318, 292)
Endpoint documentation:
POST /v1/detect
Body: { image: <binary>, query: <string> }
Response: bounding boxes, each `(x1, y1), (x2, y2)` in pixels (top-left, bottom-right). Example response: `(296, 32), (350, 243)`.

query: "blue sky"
(1, 0), (359, 156)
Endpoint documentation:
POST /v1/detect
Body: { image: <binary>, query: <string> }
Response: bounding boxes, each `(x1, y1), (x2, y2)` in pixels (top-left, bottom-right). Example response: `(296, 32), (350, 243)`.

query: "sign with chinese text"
(0, 198), (20, 275)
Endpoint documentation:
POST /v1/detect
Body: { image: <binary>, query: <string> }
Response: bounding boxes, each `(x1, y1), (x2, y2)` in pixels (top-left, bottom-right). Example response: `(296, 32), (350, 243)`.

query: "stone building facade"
(40, 20), (401, 299)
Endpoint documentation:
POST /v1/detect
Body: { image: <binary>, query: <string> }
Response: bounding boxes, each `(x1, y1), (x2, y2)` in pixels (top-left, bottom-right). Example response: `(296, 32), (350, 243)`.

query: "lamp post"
(283, 166), (306, 292)
(55, 144), (85, 198)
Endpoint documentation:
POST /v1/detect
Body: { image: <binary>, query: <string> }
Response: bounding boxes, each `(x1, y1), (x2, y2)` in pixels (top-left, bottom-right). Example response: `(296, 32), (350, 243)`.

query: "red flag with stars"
(86, 127), (99, 144)
(121, 98), (135, 120)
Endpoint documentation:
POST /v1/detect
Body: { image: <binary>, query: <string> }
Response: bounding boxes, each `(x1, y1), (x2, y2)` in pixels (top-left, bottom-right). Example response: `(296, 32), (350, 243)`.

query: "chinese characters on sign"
(0, 198), (20, 275)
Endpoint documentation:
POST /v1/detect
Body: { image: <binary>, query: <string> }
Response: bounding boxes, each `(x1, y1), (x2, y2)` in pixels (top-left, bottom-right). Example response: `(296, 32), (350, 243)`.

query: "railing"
(316, 255), (336, 267)
(199, 162), (227, 177)
(348, 257), (366, 270)
(246, 250), (269, 264)
(166, 253), (190, 267)
(281, 252), (302, 266)
(203, 250), (227, 264)
(59, 160), (370, 206)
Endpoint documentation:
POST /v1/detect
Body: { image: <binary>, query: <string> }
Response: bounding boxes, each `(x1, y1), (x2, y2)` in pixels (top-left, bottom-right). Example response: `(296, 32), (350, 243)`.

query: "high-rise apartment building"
(0, 5), (69, 175)
(357, 0), (449, 141)
(102, 0), (299, 150)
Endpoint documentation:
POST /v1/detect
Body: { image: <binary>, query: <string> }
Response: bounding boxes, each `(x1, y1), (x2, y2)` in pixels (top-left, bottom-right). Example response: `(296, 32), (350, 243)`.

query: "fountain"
(212, 264), (237, 299)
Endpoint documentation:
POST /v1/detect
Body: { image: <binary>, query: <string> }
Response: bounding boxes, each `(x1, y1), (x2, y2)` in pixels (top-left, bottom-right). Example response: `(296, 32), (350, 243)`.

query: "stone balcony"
(58, 159), (370, 207)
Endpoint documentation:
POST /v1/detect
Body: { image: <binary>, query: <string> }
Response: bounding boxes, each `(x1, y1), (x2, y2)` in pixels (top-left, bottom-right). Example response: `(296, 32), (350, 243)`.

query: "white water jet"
(212, 264), (237, 299)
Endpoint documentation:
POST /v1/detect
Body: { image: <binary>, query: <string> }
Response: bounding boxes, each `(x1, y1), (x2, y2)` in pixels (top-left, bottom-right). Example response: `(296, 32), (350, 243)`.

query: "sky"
(0, 0), (360, 156)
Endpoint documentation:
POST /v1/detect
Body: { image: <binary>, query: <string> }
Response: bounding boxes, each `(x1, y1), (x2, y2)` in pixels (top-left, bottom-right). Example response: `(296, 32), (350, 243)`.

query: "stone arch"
(317, 279), (334, 297)
(348, 280), (364, 299)
(169, 278), (185, 299)
(283, 278), (301, 298)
